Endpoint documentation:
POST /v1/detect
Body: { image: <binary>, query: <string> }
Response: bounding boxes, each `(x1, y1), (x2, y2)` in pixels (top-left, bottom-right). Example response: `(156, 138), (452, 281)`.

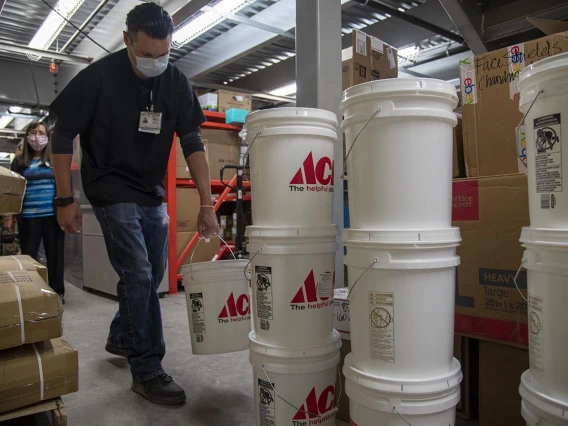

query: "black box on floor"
(454, 335), (479, 420)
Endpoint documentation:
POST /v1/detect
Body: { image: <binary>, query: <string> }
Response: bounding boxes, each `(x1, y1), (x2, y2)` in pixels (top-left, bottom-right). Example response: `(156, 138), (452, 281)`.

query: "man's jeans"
(93, 203), (168, 382)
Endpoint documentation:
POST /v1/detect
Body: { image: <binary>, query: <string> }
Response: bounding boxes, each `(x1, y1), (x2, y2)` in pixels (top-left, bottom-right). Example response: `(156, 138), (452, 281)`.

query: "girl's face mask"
(27, 135), (49, 152)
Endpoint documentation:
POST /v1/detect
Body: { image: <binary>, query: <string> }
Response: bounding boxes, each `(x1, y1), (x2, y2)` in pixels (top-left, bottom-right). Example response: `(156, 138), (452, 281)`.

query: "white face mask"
(134, 54), (169, 78)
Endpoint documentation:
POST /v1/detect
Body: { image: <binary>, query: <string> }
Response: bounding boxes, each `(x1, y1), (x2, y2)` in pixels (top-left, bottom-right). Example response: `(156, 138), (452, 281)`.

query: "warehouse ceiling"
(0, 0), (566, 123)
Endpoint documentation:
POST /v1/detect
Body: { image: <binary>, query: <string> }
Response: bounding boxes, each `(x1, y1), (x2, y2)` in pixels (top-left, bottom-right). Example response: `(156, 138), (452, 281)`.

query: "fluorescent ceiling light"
(269, 82), (296, 97)
(0, 106), (23, 130)
(173, 0), (257, 48)
(397, 45), (420, 62)
(28, 0), (86, 60)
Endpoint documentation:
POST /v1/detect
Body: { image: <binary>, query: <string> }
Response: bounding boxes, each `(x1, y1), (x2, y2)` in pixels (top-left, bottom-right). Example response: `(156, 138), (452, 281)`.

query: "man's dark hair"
(126, 3), (174, 41)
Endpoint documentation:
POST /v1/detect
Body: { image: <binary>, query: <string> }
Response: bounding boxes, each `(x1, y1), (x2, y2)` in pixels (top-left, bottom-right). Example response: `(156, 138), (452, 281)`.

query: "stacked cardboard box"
(342, 30), (398, 91)
(197, 90), (252, 113)
(202, 129), (242, 181)
(0, 167), (26, 214)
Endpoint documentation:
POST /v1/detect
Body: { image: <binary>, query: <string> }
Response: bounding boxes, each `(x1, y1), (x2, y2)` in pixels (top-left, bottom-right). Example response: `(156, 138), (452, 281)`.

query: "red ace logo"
(292, 386), (336, 424)
(218, 293), (250, 324)
(290, 270), (333, 311)
(289, 152), (334, 194)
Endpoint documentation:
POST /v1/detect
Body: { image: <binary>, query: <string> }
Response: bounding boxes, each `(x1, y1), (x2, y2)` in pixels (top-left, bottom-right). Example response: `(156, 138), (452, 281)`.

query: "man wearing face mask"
(49, 3), (218, 405)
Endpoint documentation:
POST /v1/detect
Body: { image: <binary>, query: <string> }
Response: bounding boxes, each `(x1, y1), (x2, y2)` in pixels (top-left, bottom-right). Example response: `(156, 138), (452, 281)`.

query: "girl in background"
(11, 121), (65, 302)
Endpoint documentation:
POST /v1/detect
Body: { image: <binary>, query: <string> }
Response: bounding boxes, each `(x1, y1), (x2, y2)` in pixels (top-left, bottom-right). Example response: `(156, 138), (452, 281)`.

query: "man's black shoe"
(105, 339), (131, 358)
(132, 374), (186, 405)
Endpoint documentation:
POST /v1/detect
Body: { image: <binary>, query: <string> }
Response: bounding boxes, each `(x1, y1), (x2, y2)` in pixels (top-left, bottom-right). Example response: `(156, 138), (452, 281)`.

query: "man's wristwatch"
(54, 196), (75, 207)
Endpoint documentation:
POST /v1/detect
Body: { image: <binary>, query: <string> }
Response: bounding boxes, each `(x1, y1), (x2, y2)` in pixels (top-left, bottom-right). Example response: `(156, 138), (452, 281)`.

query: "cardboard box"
(203, 129), (241, 181)
(198, 93), (218, 111)
(453, 115), (466, 178)
(176, 188), (201, 232)
(0, 255), (48, 285)
(0, 167), (26, 215)
(453, 174), (530, 346)
(176, 137), (208, 179)
(460, 29), (568, 177)
(454, 335), (479, 420)
(342, 30), (398, 91)
(479, 341), (528, 426)
(216, 90), (252, 113)
(176, 231), (220, 267)
(0, 270), (63, 350)
(0, 338), (78, 414)
(336, 338), (351, 423)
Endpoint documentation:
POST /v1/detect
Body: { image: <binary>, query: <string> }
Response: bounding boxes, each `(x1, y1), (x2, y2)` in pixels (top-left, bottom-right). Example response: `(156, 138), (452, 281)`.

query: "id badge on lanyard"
(139, 90), (162, 135)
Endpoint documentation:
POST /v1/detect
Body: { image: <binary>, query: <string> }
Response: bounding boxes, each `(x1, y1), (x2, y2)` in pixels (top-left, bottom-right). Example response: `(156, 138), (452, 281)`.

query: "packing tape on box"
(32, 343), (45, 401)
(7, 271), (25, 344)
(10, 255), (24, 270)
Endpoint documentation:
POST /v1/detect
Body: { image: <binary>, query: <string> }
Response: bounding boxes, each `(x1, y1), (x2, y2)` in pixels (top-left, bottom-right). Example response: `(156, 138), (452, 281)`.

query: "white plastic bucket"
(520, 370), (568, 426)
(340, 79), (458, 230)
(519, 52), (568, 228)
(520, 227), (568, 401)
(245, 107), (338, 227)
(246, 225), (338, 347)
(250, 330), (341, 426)
(344, 354), (462, 426)
(344, 228), (461, 378)
(181, 260), (251, 355)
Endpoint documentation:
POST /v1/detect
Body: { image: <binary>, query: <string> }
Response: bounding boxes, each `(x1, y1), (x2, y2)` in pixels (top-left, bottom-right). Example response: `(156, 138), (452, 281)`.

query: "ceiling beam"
(0, 41), (93, 64)
(438, 0), (487, 54)
(171, 0), (211, 26)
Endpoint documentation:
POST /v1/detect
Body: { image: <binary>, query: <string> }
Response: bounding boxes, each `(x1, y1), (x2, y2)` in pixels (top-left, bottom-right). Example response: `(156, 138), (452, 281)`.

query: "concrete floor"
(18, 284), (477, 426)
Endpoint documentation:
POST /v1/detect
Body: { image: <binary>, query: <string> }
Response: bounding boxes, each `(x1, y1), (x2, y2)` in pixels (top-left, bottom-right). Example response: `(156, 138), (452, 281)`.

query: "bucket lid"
(344, 354), (462, 396)
(520, 227), (568, 247)
(340, 78), (458, 110)
(181, 259), (248, 274)
(343, 228), (461, 244)
(249, 330), (341, 359)
(246, 225), (339, 239)
(519, 52), (568, 90)
(519, 370), (568, 421)
(245, 107), (338, 127)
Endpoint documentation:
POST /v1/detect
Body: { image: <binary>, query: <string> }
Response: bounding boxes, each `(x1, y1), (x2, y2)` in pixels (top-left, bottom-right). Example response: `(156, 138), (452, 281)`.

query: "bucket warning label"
(368, 292), (395, 363)
(258, 379), (275, 426)
(317, 271), (334, 300)
(256, 266), (273, 329)
(534, 114), (562, 207)
(189, 293), (206, 341)
(529, 294), (544, 376)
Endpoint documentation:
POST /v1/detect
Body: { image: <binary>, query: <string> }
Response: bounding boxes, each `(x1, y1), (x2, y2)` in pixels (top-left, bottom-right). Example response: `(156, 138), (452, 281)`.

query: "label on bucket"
(368, 292), (395, 363)
(528, 294), (545, 376)
(289, 152), (334, 194)
(190, 293), (206, 341)
(255, 266), (274, 329)
(258, 379), (276, 425)
(292, 386), (337, 423)
(534, 114), (562, 208)
(217, 293), (251, 324)
(290, 270), (334, 311)
(350, 421), (357, 426)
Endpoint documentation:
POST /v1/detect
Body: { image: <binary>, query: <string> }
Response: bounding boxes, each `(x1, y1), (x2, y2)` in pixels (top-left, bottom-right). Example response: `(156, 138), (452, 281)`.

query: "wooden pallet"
(0, 398), (66, 425)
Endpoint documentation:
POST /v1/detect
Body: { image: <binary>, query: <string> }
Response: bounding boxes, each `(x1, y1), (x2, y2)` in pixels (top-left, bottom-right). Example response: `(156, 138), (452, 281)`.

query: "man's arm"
(52, 124), (81, 233)
(181, 130), (218, 239)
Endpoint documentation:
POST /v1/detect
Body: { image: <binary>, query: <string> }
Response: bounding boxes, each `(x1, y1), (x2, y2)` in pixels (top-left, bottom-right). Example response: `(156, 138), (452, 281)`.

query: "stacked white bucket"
(517, 52), (568, 426)
(244, 108), (342, 426)
(340, 79), (463, 426)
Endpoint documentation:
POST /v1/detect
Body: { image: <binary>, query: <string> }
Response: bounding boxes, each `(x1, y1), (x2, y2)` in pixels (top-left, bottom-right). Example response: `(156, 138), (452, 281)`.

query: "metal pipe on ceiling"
(59, 0), (111, 53)
(0, 41), (93, 64)
(352, 0), (465, 44)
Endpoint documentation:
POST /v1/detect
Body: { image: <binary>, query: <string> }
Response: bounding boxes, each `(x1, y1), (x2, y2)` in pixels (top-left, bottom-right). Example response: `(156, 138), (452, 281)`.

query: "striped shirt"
(21, 159), (56, 219)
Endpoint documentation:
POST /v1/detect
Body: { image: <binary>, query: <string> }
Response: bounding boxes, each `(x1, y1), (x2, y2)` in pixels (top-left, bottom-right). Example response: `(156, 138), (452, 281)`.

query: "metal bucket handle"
(341, 108), (381, 179)
(189, 234), (237, 281)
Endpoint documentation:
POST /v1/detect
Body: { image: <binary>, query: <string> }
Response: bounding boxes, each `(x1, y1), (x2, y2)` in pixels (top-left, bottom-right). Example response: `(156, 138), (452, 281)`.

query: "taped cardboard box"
(0, 255), (48, 285)
(0, 338), (78, 414)
(176, 231), (220, 268)
(479, 340), (528, 426)
(342, 30), (398, 91)
(0, 270), (63, 351)
(202, 129), (241, 181)
(176, 188), (201, 232)
(454, 335), (479, 420)
(453, 174), (529, 346)
(216, 90), (252, 113)
(459, 26), (568, 177)
(0, 167), (26, 215)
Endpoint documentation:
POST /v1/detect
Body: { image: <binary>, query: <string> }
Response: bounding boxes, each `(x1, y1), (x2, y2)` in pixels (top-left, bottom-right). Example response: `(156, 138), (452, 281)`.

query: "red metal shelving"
(165, 112), (247, 294)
